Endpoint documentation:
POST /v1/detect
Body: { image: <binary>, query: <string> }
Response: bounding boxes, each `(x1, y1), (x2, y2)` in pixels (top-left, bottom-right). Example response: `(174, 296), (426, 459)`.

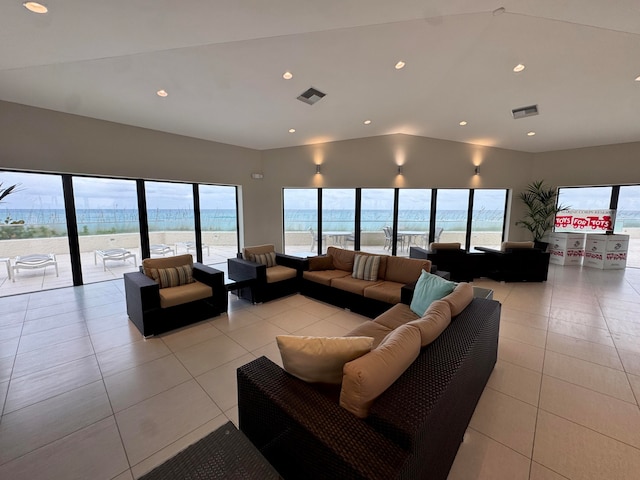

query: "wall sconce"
(397, 165), (403, 175)
(474, 166), (480, 176)
(316, 164), (321, 174)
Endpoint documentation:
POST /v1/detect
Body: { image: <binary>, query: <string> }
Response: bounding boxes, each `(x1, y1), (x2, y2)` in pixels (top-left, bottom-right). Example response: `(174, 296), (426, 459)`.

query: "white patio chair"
(150, 244), (175, 256)
(12, 253), (58, 281)
(94, 248), (137, 271)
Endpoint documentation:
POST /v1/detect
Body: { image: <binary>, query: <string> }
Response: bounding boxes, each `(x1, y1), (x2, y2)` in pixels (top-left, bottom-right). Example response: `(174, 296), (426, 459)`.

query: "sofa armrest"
(276, 253), (307, 272)
(124, 270), (161, 313)
(228, 257), (267, 282)
(192, 263), (224, 287)
(238, 356), (407, 479)
(401, 281), (416, 305)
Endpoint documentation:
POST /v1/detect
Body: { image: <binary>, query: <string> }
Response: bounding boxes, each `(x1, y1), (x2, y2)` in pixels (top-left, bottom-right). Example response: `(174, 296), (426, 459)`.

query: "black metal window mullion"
(193, 184), (202, 263)
(429, 189), (438, 244)
(392, 188), (400, 256)
(136, 180), (150, 259)
(62, 175), (82, 286)
(501, 190), (510, 242)
(317, 188), (323, 254)
(354, 188), (362, 251)
(465, 190), (474, 252)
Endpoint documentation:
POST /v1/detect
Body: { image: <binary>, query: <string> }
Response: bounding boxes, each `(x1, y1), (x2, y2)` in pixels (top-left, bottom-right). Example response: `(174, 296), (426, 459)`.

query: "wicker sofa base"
(238, 297), (500, 480)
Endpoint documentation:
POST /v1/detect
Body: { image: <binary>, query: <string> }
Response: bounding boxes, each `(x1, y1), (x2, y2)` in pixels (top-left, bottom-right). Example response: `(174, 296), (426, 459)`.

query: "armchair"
(410, 243), (474, 282)
(227, 244), (306, 303)
(475, 242), (550, 282)
(124, 254), (227, 337)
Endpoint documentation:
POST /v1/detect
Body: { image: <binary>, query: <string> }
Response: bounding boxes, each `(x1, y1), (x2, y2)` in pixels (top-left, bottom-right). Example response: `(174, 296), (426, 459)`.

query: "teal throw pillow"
(410, 270), (457, 317)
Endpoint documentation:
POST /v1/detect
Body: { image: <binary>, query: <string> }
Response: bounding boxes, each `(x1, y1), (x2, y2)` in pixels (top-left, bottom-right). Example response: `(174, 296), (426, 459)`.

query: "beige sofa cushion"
(352, 254), (382, 281)
(158, 281), (212, 308)
(143, 254), (193, 273)
(362, 281), (403, 304)
(373, 303), (420, 330)
(407, 300), (452, 346)
(331, 276), (382, 296)
(345, 321), (393, 349)
(443, 282), (474, 317)
(251, 251), (277, 267)
(385, 256), (431, 284)
(501, 241), (534, 251)
(327, 247), (356, 272)
(146, 264), (194, 289)
(242, 244), (275, 260)
(266, 265), (297, 284)
(429, 242), (461, 250)
(340, 324), (421, 418)
(308, 255), (334, 271)
(276, 335), (374, 384)
(303, 269), (350, 286)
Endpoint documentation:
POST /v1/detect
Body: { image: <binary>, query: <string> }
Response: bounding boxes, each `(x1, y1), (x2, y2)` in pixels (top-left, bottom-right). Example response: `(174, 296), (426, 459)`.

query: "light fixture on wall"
(474, 166), (480, 175)
(316, 164), (321, 174)
(397, 165), (403, 175)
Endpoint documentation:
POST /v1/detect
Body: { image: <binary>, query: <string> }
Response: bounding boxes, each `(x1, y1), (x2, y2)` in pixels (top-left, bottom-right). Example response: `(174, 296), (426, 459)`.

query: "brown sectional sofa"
(238, 283), (501, 479)
(301, 247), (432, 318)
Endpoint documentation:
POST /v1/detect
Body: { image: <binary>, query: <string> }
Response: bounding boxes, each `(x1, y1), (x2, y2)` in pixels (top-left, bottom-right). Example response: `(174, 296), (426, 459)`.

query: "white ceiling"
(1, 0), (639, 153)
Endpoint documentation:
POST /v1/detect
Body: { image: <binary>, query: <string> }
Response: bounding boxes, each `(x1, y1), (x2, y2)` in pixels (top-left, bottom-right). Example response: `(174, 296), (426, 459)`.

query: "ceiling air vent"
(297, 87), (326, 106)
(512, 104), (539, 119)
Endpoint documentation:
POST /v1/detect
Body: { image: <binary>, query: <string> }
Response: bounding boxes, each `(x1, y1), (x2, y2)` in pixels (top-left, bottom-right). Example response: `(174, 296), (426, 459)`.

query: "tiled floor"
(1, 264), (640, 479)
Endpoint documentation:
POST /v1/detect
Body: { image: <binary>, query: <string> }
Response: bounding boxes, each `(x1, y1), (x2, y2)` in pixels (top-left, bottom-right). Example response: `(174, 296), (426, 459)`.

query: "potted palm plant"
(515, 180), (568, 250)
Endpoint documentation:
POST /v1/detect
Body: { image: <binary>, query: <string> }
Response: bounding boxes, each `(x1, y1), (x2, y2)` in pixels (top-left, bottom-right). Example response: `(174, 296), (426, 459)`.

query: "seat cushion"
(331, 276), (382, 296)
(158, 281), (213, 308)
(303, 269), (351, 286)
(363, 280), (403, 304)
(373, 303), (420, 330)
(340, 324), (422, 418)
(345, 321), (393, 349)
(265, 265), (297, 284)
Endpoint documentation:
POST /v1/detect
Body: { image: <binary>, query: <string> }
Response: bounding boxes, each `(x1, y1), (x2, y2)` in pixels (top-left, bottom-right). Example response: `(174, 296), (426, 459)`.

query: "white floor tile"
(12, 336), (95, 379)
(545, 332), (623, 370)
(226, 322), (289, 352)
(174, 335), (249, 377)
(486, 360), (542, 406)
(95, 337), (171, 377)
(116, 380), (221, 465)
(497, 337), (545, 372)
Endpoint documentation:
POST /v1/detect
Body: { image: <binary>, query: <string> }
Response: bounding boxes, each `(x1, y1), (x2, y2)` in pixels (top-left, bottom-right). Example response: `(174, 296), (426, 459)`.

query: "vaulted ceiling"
(1, 0), (639, 152)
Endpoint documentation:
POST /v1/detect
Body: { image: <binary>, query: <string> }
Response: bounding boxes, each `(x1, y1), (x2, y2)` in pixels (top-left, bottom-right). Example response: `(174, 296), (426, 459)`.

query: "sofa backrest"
(429, 242), (461, 250)
(242, 244), (275, 260)
(142, 254), (193, 271)
(385, 256), (431, 284)
(327, 246), (356, 271)
(500, 241), (534, 251)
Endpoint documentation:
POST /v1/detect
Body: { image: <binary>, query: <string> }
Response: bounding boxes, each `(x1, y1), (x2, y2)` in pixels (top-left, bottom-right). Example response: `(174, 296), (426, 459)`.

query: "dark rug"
(139, 421), (281, 479)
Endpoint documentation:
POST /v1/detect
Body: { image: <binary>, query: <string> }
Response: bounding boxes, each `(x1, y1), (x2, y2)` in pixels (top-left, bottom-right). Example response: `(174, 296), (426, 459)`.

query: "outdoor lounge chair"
(150, 244), (175, 256)
(94, 248), (137, 271)
(12, 253), (58, 281)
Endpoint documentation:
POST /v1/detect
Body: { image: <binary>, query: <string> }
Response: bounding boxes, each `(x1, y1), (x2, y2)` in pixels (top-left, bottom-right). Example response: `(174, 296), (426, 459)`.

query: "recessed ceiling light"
(459, 121), (468, 126)
(156, 89), (168, 97)
(282, 71), (293, 80)
(513, 64), (526, 73)
(527, 131), (536, 136)
(395, 61), (406, 70)
(364, 120), (372, 125)
(288, 128), (296, 133)
(23, 2), (48, 13)
(492, 7), (506, 16)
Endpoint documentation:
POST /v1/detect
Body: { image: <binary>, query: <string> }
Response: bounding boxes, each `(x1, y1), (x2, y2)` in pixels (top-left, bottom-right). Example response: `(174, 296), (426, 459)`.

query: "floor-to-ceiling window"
(198, 184), (239, 264)
(435, 189), (470, 250)
(558, 186), (613, 211)
(360, 189), (394, 254)
(397, 189), (431, 256)
(615, 185), (640, 268)
(145, 181), (195, 258)
(470, 189), (507, 250)
(322, 189), (356, 253)
(0, 171), (72, 293)
(283, 189), (318, 255)
(73, 177), (140, 283)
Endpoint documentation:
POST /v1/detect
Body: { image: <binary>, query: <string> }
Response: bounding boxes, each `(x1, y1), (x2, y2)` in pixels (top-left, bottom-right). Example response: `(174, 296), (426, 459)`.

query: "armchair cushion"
(242, 244), (275, 260)
(158, 281), (213, 308)
(147, 264), (194, 289)
(266, 265), (297, 284)
(409, 270), (456, 316)
(251, 251), (277, 267)
(276, 335), (374, 384)
(429, 242), (461, 250)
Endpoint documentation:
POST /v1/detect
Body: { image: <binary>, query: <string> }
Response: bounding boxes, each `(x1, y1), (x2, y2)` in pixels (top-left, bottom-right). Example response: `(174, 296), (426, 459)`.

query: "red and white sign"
(555, 209), (615, 232)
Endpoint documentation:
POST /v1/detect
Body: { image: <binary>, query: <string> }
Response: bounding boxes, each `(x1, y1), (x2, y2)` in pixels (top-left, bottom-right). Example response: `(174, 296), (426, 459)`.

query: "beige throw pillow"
(352, 254), (381, 281)
(147, 264), (194, 289)
(340, 324), (421, 418)
(251, 251), (277, 267)
(407, 300), (452, 346)
(276, 335), (374, 384)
